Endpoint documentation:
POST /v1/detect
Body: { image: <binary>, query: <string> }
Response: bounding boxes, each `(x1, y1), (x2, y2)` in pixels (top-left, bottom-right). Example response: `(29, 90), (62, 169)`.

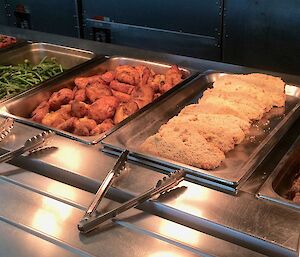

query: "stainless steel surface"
(0, 42), (94, 68)
(0, 26), (300, 257)
(0, 117), (14, 141)
(102, 71), (300, 189)
(0, 116), (298, 256)
(79, 170), (185, 233)
(0, 56), (195, 144)
(0, 175), (201, 257)
(0, 169), (267, 257)
(258, 134), (300, 210)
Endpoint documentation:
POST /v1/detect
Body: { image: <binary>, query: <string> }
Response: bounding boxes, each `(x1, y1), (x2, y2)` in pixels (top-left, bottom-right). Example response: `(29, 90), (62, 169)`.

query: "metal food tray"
(101, 71), (300, 190)
(0, 56), (197, 145)
(257, 134), (300, 210)
(0, 42), (96, 102)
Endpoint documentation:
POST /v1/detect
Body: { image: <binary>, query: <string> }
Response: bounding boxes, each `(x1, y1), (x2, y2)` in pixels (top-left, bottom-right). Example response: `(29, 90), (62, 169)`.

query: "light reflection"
(150, 251), (182, 257)
(46, 181), (76, 201)
(32, 184), (74, 236)
(170, 183), (209, 217)
(54, 144), (82, 170)
(32, 209), (60, 235)
(158, 220), (199, 245)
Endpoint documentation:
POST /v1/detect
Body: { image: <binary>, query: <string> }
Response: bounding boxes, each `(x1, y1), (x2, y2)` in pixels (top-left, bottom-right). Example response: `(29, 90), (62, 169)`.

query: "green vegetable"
(0, 57), (65, 99)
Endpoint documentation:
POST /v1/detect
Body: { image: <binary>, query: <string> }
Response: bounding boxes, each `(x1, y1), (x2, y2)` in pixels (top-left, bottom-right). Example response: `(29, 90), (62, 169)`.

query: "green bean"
(0, 56), (65, 99)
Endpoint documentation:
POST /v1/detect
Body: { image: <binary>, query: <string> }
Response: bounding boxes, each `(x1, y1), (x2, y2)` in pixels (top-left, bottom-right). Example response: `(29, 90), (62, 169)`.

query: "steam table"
(0, 25), (299, 257)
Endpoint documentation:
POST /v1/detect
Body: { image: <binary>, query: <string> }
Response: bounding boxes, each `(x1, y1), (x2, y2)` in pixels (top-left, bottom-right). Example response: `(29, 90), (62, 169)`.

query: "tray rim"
(0, 41), (98, 104)
(0, 55), (199, 145)
(101, 70), (300, 188)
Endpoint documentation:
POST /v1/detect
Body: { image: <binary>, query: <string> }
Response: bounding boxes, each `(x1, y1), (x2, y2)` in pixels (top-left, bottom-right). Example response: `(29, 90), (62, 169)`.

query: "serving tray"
(0, 56), (197, 144)
(101, 71), (300, 191)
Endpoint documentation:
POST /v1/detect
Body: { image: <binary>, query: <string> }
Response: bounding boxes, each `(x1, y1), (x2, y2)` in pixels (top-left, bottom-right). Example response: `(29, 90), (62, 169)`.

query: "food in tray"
(140, 73), (286, 169)
(0, 35), (17, 49)
(0, 57), (64, 99)
(288, 172), (300, 204)
(30, 64), (184, 136)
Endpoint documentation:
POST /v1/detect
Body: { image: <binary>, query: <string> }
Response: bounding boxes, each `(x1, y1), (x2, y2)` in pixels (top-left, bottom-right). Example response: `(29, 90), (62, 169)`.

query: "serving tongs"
(0, 130), (53, 163)
(84, 150), (129, 218)
(78, 164), (186, 233)
(0, 118), (14, 142)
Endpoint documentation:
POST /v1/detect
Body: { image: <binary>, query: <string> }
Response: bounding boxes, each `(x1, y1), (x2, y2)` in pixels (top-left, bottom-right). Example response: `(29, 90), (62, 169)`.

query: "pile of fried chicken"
(31, 64), (184, 136)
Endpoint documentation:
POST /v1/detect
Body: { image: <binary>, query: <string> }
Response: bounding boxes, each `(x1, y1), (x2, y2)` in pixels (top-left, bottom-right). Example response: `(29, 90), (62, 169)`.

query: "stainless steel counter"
(0, 25), (299, 257)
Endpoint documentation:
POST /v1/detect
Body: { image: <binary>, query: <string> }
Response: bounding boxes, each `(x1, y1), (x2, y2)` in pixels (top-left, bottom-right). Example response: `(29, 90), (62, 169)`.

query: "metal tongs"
(78, 151), (186, 233)
(0, 118), (14, 142)
(0, 130), (53, 163)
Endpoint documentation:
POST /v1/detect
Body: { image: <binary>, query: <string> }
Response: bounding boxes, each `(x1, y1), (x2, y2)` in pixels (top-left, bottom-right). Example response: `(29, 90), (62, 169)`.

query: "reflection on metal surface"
(46, 181), (76, 201)
(158, 219), (199, 245)
(286, 85), (300, 98)
(165, 183), (208, 217)
(150, 251), (182, 257)
(55, 144), (82, 170)
(32, 194), (73, 235)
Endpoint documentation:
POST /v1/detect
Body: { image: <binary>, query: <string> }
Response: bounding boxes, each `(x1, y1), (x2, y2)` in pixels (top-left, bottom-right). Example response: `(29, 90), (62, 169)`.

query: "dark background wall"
(0, 0), (300, 75)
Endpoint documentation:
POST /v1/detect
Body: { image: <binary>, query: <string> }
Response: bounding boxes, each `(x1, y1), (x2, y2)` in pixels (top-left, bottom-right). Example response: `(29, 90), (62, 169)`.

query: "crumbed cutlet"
(202, 88), (266, 112)
(212, 76), (274, 111)
(140, 125), (225, 169)
(164, 113), (247, 152)
(198, 95), (264, 121)
(180, 103), (250, 121)
(232, 73), (286, 107)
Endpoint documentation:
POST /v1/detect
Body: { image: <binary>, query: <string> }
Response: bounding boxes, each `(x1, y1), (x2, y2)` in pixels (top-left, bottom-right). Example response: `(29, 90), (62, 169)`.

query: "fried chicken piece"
(159, 82), (173, 94)
(74, 75), (105, 89)
(148, 74), (166, 92)
(48, 88), (73, 111)
(73, 117), (97, 136)
(42, 104), (72, 129)
(73, 87), (86, 102)
(101, 71), (116, 83)
(57, 117), (76, 132)
(57, 104), (72, 118)
(88, 96), (119, 123)
(31, 101), (50, 123)
(109, 80), (135, 94)
(165, 64), (183, 86)
(131, 86), (154, 108)
(114, 101), (139, 124)
(135, 65), (151, 86)
(293, 192), (300, 204)
(71, 101), (89, 118)
(115, 65), (140, 85)
(42, 110), (69, 128)
(111, 90), (132, 102)
(86, 82), (112, 102)
(90, 119), (114, 135)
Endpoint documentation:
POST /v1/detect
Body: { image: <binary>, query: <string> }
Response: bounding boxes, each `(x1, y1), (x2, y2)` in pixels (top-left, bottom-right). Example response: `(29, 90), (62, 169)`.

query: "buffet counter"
(0, 25), (299, 257)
